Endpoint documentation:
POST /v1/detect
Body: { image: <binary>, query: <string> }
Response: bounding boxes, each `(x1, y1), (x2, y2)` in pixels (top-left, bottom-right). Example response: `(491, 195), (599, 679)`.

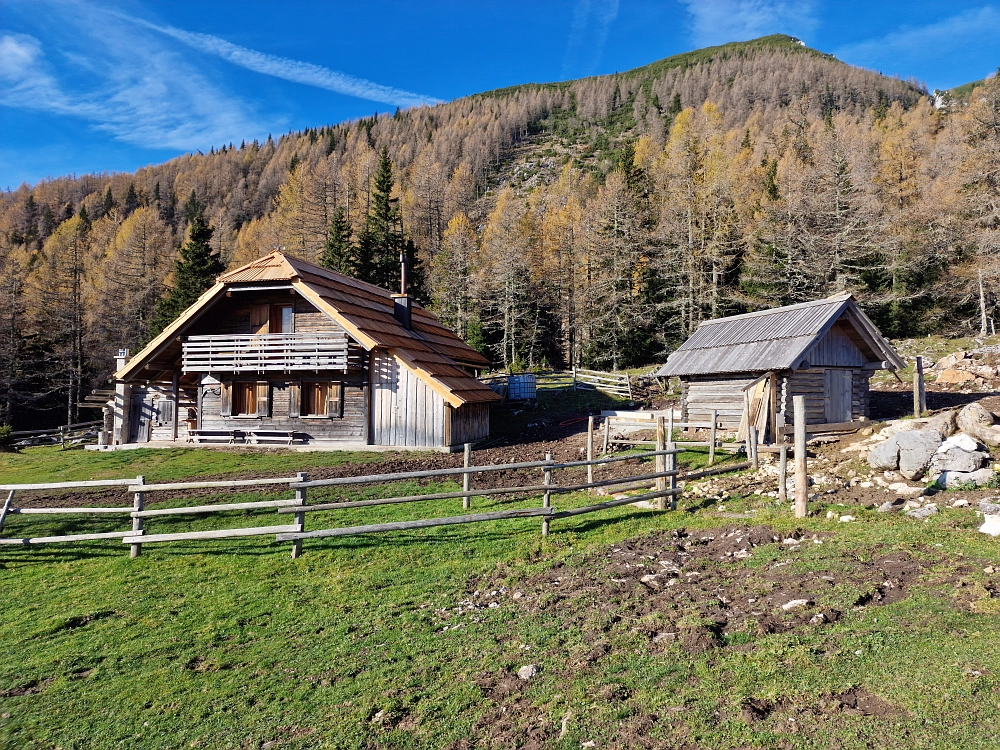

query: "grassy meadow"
(0, 428), (999, 748)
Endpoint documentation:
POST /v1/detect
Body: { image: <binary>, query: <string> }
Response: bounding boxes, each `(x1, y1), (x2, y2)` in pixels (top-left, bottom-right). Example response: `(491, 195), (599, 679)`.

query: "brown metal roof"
(657, 294), (905, 377)
(119, 251), (499, 407)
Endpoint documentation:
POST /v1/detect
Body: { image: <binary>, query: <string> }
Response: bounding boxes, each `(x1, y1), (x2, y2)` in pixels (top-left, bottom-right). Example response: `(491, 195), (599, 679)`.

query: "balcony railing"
(182, 333), (349, 373)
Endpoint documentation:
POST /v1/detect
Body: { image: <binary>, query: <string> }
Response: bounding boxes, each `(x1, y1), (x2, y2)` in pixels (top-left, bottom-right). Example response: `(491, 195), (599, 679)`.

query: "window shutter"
(256, 381), (270, 417)
(220, 382), (232, 417)
(328, 382), (343, 418)
(250, 304), (269, 334)
(289, 381), (301, 418)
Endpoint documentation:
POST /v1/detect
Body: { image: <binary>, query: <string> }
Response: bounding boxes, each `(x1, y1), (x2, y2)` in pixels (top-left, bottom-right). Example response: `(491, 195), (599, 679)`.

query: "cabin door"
(129, 392), (156, 443)
(825, 370), (852, 423)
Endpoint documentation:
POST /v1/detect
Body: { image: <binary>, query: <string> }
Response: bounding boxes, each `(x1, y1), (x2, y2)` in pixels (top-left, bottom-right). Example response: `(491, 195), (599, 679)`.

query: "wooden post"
(667, 408), (675, 443)
(778, 445), (788, 503)
(793, 396), (808, 518)
(130, 476), (145, 559)
(656, 417), (666, 510)
(291, 471), (307, 559)
(541, 453), (552, 536)
(601, 418), (610, 454)
(668, 442), (678, 511)
(59, 425), (66, 450)
(0, 490), (15, 533)
(572, 367), (577, 391)
(587, 417), (594, 489)
(462, 443), (472, 510)
(709, 410), (717, 466)
(749, 425), (759, 470)
(913, 356), (926, 417)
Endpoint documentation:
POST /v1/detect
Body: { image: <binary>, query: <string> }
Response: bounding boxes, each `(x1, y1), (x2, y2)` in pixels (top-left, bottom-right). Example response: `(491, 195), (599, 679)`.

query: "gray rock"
(924, 410), (958, 437)
(935, 468), (997, 489)
(517, 664), (540, 681)
(867, 438), (901, 471)
(905, 506), (938, 519)
(896, 429), (943, 480)
(876, 501), (899, 513)
(930, 447), (988, 474)
(980, 501), (1000, 515)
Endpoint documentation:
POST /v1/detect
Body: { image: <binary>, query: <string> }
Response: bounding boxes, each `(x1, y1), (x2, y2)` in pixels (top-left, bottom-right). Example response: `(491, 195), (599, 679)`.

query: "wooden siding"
(371, 351), (446, 447)
(128, 385), (196, 442)
(681, 376), (757, 430)
(202, 295), (350, 337)
(780, 367), (870, 425)
(804, 324), (867, 367)
(201, 376), (367, 442)
(449, 403), (490, 445)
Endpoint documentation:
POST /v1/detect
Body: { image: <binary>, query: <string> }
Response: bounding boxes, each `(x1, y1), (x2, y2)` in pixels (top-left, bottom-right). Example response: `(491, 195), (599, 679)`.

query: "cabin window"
(271, 305), (294, 334)
(302, 381), (342, 418)
(233, 381), (257, 416)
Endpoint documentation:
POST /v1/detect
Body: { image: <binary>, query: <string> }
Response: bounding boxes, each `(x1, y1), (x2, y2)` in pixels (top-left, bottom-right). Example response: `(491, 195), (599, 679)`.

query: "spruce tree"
(319, 206), (354, 274)
(101, 187), (116, 217)
(123, 183), (139, 215)
(149, 209), (224, 336)
(355, 146), (405, 290)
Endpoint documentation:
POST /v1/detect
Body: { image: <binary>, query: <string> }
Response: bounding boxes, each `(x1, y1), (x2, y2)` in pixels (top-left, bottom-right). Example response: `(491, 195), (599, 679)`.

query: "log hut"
(111, 251), (500, 449)
(657, 294), (904, 440)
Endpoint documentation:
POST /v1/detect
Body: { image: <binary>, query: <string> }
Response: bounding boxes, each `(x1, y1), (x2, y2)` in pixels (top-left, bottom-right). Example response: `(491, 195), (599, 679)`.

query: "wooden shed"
(657, 294), (904, 440)
(111, 251), (500, 450)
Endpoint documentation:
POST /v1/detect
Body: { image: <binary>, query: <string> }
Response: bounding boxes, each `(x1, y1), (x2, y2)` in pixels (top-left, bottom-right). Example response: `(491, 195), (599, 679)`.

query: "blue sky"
(2, 0), (999, 188)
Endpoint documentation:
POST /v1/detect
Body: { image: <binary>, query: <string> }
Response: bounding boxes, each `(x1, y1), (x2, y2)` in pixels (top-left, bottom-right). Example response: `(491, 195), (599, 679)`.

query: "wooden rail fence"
(0, 441), (750, 558)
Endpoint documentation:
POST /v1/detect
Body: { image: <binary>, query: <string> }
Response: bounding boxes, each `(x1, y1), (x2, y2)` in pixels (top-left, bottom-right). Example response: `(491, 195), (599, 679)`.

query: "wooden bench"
(247, 430), (301, 446)
(187, 430), (244, 444)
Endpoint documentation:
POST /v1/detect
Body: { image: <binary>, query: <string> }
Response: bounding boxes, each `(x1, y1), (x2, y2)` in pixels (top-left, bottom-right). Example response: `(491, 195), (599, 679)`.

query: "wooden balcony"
(182, 333), (349, 373)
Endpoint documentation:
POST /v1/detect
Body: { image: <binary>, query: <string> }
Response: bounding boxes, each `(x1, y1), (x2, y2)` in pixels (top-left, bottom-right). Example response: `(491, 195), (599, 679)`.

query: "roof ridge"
(698, 294), (852, 326)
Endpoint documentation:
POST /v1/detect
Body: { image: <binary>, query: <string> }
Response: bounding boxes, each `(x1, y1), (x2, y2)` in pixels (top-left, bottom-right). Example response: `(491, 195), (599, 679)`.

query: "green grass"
(1, 444), (999, 748)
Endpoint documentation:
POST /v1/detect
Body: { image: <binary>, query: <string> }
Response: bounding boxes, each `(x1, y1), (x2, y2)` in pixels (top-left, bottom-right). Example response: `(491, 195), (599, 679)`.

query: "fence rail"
(11, 420), (104, 448)
(0, 439), (751, 557)
(181, 333), (349, 373)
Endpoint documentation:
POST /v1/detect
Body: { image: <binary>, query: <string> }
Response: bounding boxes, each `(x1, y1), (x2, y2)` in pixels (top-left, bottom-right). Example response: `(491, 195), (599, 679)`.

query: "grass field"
(1, 440), (999, 749)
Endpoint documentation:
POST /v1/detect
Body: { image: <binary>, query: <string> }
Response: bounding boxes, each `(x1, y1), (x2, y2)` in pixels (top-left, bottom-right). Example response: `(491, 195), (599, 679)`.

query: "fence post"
(667, 408), (674, 443)
(542, 453), (552, 536)
(778, 444), (788, 503)
(0, 490), (15, 533)
(656, 417), (666, 510)
(913, 356), (925, 417)
(462, 443), (472, 510)
(793, 396), (808, 518)
(668, 441), (678, 511)
(602, 418), (610, 454)
(59, 425), (66, 450)
(130, 476), (145, 559)
(749, 425), (759, 470)
(709, 410), (717, 466)
(291, 472), (307, 559)
(587, 417), (594, 489)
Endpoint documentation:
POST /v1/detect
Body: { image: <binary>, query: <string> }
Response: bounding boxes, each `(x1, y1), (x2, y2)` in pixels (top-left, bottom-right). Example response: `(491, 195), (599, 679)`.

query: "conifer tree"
(149, 208), (224, 336)
(102, 187), (116, 217)
(319, 206), (354, 274)
(355, 146), (406, 290)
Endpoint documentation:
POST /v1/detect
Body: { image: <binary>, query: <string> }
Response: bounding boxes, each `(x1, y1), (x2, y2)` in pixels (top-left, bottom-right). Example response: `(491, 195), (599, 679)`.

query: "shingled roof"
(116, 251), (500, 407)
(657, 294), (904, 377)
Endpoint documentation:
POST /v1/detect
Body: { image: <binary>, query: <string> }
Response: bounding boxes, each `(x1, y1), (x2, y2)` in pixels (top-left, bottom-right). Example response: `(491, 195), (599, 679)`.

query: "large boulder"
(924, 410), (958, 437)
(930, 446), (987, 475)
(867, 438), (901, 471)
(896, 429), (943, 480)
(934, 468), (996, 489)
(935, 351), (969, 370)
(957, 403), (1000, 447)
(936, 369), (976, 384)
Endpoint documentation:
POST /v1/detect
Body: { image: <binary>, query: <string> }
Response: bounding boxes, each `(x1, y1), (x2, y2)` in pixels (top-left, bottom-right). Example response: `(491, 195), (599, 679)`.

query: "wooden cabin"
(657, 294), (904, 440)
(111, 252), (500, 450)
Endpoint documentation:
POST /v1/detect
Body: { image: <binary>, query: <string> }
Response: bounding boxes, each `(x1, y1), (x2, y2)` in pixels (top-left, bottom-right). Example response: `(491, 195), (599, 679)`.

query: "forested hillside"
(2, 34), (999, 429)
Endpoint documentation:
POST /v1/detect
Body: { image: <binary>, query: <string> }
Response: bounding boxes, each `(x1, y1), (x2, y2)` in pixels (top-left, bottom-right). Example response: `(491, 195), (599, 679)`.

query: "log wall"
(681, 376), (757, 430)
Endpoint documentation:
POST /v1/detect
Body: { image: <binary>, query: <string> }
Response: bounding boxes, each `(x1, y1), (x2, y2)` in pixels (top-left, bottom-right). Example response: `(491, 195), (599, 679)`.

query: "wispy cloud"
(562, 0), (620, 79)
(128, 19), (440, 109)
(834, 7), (1000, 84)
(1, 3), (271, 152)
(679, 0), (817, 48)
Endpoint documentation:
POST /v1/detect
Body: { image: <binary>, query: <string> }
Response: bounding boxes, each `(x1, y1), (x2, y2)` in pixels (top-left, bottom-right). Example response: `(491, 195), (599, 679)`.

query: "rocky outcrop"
(896, 430), (943, 480)
(957, 403), (1000, 447)
(935, 468), (996, 489)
